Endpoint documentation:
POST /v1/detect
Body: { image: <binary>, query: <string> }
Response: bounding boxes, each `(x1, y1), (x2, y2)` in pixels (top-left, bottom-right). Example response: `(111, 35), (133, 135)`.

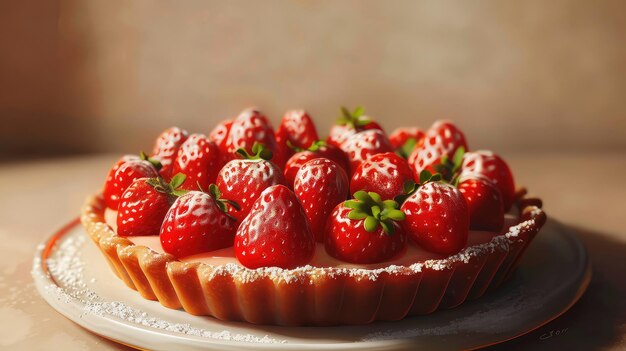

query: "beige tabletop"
(1, 152), (624, 350)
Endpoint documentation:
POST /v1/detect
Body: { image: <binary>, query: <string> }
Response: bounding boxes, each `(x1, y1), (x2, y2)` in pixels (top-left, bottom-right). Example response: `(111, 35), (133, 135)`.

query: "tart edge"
(81, 191), (546, 325)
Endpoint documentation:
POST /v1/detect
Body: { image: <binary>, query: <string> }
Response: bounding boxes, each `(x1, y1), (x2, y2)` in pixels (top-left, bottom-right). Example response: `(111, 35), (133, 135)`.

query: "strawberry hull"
(82, 193), (546, 326)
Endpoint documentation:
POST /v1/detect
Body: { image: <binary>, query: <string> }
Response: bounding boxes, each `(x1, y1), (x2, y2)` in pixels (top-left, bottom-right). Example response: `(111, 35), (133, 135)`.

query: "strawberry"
(460, 150), (516, 210)
(160, 185), (239, 258)
(325, 191), (406, 264)
(283, 141), (349, 187)
(209, 119), (233, 164)
(458, 175), (504, 232)
(102, 153), (159, 209)
(400, 180), (469, 255)
(234, 184), (315, 269)
(389, 127), (425, 159)
(350, 152), (414, 200)
(215, 143), (284, 223)
(275, 110), (319, 161)
(171, 133), (221, 190)
(327, 106), (384, 148)
(294, 158), (349, 242)
(341, 129), (393, 174)
(408, 120), (468, 180)
(224, 108), (286, 167)
(117, 174), (187, 237)
(151, 127), (189, 180)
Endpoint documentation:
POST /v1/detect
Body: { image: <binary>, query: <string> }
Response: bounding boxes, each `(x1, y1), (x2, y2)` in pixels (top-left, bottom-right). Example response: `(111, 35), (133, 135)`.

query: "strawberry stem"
(140, 151), (163, 171)
(235, 142), (273, 161)
(345, 190), (405, 234)
(394, 171), (443, 205)
(336, 106), (371, 129)
(145, 173), (188, 198)
(208, 184), (241, 218)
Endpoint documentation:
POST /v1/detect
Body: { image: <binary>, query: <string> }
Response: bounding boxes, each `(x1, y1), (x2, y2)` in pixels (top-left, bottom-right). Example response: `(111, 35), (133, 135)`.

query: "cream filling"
(105, 208), (515, 269)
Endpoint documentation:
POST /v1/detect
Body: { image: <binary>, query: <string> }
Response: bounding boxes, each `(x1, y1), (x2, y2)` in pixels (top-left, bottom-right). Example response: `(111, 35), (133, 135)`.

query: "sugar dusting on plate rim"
(32, 235), (288, 344)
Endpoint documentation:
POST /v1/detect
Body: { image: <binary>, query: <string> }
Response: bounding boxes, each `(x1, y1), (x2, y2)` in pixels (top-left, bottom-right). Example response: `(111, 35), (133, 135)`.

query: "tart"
(82, 107), (546, 326)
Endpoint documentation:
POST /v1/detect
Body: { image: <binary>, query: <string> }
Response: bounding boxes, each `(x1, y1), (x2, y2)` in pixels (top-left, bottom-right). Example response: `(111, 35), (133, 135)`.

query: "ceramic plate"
(32, 218), (590, 350)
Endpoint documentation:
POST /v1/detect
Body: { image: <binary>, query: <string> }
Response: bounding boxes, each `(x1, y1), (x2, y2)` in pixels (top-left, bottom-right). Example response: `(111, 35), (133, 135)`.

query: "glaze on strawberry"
(325, 197), (407, 264)
(224, 108), (285, 166)
(151, 127), (189, 179)
(234, 185), (315, 269)
(161, 190), (237, 258)
(283, 142), (349, 187)
(103, 158), (158, 210)
(408, 121), (468, 179)
(460, 150), (516, 210)
(216, 156), (284, 223)
(275, 110), (319, 160)
(350, 152), (414, 200)
(341, 129), (393, 174)
(401, 182), (469, 255)
(100, 109), (519, 269)
(294, 158), (349, 242)
(172, 134), (221, 191)
(209, 119), (233, 164)
(458, 175), (504, 232)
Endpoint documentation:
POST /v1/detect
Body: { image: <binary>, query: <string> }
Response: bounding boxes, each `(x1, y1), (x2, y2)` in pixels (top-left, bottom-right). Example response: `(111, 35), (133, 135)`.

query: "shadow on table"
(485, 225), (626, 350)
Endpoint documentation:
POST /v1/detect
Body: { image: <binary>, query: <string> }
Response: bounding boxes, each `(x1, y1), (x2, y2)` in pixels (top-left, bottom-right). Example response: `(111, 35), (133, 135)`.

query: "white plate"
(32, 218), (590, 351)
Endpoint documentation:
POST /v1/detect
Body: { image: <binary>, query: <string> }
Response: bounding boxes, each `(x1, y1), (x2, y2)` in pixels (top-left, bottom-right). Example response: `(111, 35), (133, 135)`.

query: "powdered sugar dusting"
(461, 151), (498, 178)
(32, 228), (286, 344)
(283, 110), (308, 136)
(175, 133), (209, 169)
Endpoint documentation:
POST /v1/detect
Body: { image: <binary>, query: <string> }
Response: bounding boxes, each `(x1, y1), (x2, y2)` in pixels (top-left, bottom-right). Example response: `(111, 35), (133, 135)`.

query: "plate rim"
(32, 218), (592, 351)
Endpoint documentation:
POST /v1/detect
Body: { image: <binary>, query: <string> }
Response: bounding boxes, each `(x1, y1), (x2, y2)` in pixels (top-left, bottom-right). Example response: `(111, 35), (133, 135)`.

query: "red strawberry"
(275, 110), (319, 160)
(160, 185), (239, 258)
(117, 174), (187, 237)
(408, 121), (468, 180)
(224, 108), (286, 167)
(327, 106), (384, 147)
(350, 152), (414, 200)
(401, 181), (469, 255)
(215, 143), (284, 222)
(209, 119), (233, 164)
(171, 134), (221, 190)
(389, 127), (425, 149)
(458, 175), (504, 232)
(325, 191), (406, 264)
(151, 127), (189, 179)
(341, 129), (393, 174)
(103, 155), (159, 209)
(460, 151), (516, 210)
(234, 185), (315, 269)
(283, 141), (349, 187)
(389, 127), (425, 159)
(103, 154), (139, 208)
(294, 158), (349, 242)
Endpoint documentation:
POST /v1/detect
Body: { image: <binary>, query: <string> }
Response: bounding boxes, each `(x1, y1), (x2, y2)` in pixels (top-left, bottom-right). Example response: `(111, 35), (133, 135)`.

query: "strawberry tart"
(81, 107), (546, 326)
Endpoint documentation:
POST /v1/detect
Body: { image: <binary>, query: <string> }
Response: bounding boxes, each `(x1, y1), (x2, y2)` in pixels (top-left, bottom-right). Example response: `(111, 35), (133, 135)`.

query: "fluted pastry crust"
(81, 190), (546, 326)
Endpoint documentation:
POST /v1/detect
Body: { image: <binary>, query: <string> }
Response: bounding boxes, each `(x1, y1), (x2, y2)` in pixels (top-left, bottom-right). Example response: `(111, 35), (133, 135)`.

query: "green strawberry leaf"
(235, 143), (273, 161)
(451, 146), (466, 174)
(364, 216), (379, 232)
(169, 173), (186, 189)
(345, 190), (405, 235)
(348, 210), (368, 220)
(397, 138), (417, 159)
(140, 151), (163, 171)
(353, 106), (365, 117)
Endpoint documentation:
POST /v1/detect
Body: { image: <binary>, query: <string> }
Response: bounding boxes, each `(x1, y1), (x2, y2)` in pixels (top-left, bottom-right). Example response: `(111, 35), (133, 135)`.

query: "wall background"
(1, 0), (625, 160)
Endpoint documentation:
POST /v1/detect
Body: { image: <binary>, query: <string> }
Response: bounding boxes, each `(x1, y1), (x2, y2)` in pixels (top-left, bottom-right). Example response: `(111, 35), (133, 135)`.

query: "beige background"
(1, 0), (626, 159)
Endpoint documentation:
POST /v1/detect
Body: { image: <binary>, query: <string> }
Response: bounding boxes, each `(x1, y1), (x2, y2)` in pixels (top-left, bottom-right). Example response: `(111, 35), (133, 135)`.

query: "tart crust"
(81, 190), (546, 326)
